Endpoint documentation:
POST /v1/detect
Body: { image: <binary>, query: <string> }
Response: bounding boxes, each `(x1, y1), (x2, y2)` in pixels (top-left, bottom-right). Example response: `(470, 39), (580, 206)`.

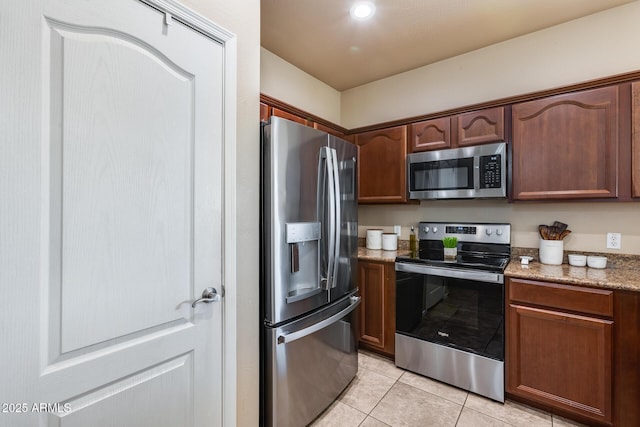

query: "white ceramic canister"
(382, 233), (398, 251)
(366, 229), (383, 250)
(539, 238), (563, 265)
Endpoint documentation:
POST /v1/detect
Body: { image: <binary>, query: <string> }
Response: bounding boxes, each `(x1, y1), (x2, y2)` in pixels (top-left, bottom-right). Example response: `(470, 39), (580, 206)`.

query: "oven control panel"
(419, 222), (510, 245)
(445, 225), (476, 234)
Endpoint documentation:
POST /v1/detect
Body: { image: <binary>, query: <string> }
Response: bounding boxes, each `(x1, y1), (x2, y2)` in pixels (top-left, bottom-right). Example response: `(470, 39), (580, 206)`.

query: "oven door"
(395, 263), (504, 361)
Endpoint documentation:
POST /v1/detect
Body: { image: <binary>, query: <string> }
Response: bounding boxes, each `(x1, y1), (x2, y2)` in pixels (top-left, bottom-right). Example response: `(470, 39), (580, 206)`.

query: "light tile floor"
(309, 350), (588, 427)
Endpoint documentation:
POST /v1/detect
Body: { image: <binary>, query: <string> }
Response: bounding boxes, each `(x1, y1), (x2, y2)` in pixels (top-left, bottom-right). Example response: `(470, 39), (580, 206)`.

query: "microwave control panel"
(479, 154), (502, 188)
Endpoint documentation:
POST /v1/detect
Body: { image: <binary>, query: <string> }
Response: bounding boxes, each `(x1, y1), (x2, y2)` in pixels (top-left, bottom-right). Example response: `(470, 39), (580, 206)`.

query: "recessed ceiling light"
(350, 1), (376, 20)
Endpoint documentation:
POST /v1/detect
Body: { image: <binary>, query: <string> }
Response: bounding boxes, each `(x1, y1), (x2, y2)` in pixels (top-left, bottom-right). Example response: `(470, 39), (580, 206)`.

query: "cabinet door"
(271, 107), (310, 126)
(512, 86), (619, 200)
(260, 102), (270, 123)
(507, 303), (613, 425)
(356, 126), (408, 203)
(455, 106), (505, 147)
(358, 261), (395, 357)
(409, 117), (451, 152)
(632, 81), (640, 198)
(313, 122), (354, 143)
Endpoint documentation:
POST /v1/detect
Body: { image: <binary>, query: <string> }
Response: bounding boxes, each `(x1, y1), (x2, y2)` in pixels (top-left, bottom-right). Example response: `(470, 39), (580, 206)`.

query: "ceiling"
(261, 0), (636, 91)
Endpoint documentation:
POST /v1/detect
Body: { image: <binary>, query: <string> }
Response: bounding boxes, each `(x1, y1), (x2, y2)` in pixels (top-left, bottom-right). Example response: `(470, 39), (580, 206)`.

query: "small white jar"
(382, 233), (398, 251)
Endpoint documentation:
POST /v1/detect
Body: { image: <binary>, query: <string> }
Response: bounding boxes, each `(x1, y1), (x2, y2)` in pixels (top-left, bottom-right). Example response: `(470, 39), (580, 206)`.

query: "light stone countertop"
(357, 246), (411, 262)
(358, 245), (640, 292)
(505, 259), (640, 293)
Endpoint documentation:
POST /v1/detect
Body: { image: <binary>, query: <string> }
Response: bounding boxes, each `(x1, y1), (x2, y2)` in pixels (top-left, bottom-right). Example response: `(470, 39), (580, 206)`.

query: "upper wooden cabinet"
(355, 126), (408, 203)
(260, 97), (354, 143)
(410, 106), (505, 152)
(456, 106), (505, 147)
(271, 107), (310, 126)
(632, 81), (640, 198)
(260, 102), (270, 123)
(409, 117), (451, 152)
(313, 122), (354, 143)
(512, 86), (619, 201)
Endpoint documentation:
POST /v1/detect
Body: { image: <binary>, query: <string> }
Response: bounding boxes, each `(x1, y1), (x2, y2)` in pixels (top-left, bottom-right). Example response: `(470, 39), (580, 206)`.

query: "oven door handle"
(395, 262), (504, 284)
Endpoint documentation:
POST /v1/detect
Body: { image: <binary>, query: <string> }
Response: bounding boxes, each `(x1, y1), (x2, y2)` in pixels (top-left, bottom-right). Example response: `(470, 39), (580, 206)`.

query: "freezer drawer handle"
(277, 296), (361, 344)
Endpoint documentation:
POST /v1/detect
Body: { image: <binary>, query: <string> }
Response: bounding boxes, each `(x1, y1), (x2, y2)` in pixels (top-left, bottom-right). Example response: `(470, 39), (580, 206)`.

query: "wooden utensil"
(552, 221), (568, 233)
(538, 224), (548, 239)
(559, 229), (571, 240)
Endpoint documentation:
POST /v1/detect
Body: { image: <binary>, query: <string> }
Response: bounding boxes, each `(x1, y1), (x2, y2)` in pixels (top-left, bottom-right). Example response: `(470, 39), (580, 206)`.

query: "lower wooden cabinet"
(507, 278), (614, 425)
(358, 260), (395, 358)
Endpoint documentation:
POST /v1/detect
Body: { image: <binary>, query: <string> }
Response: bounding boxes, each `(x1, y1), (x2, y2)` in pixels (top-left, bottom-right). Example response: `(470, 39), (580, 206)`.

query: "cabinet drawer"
(508, 278), (613, 318)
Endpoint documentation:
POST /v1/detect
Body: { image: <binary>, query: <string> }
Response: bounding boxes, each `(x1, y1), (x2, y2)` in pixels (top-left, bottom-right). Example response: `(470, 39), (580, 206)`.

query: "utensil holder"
(539, 238), (563, 265)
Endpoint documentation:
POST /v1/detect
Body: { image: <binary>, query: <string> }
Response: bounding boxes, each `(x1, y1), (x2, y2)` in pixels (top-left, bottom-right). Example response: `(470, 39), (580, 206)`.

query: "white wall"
(341, 1), (640, 128)
(261, 47), (342, 125)
(180, 1), (260, 425)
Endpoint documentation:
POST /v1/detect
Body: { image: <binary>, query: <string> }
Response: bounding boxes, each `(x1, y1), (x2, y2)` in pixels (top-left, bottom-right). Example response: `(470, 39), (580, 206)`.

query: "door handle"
(277, 295), (361, 344)
(191, 287), (221, 307)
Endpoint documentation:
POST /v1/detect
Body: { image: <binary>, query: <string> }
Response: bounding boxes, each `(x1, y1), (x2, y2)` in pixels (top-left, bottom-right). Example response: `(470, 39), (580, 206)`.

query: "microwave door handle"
(473, 155), (480, 190)
(330, 148), (341, 288)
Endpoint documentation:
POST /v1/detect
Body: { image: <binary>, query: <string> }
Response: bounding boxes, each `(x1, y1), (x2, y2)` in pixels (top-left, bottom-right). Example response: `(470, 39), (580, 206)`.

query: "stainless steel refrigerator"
(260, 117), (360, 427)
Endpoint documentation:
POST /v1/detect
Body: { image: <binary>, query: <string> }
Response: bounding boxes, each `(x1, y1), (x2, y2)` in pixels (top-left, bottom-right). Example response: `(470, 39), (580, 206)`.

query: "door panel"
(330, 136), (358, 303)
(512, 86), (618, 200)
(49, 354), (193, 427)
(51, 22), (195, 353)
(265, 298), (359, 427)
(1, 1), (225, 426)
(263, 118), (329, 325)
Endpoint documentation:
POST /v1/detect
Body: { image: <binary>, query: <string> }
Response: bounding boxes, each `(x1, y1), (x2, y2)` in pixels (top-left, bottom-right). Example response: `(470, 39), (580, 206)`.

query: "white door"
(0, 1), (228, 426)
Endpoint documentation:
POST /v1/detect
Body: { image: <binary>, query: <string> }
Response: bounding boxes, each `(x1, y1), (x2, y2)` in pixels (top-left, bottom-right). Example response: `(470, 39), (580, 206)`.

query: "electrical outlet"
(394, 225), (401, 236)
(606, 232), (621, 249)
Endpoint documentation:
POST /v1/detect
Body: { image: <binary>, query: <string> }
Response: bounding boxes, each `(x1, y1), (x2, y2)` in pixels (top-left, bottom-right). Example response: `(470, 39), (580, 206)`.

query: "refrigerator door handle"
(277, 296), (361, 344)
(329, 148), (341, 288)
(319, 146), (337, 290)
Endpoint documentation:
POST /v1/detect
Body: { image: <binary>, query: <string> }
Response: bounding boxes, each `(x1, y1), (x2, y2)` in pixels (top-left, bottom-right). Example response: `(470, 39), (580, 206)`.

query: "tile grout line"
(360, 369), (403, 426)
(358, 351), (560, 427)
(453, 393), (469, 427)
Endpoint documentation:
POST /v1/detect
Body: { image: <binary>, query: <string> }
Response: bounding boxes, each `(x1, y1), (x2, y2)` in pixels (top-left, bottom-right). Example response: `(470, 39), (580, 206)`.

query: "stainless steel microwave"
(407, 142), (507, 200)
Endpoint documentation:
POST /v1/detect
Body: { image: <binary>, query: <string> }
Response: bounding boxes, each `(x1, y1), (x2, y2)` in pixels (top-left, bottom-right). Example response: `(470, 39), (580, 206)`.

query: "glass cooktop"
(397, 242), (511, 273)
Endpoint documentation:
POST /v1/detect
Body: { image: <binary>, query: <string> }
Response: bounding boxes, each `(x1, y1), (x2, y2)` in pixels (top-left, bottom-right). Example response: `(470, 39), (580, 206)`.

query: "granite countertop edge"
(358, 245), (640, 293)
(357, 246), (411, 262)
(504, 262), (640, 293)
